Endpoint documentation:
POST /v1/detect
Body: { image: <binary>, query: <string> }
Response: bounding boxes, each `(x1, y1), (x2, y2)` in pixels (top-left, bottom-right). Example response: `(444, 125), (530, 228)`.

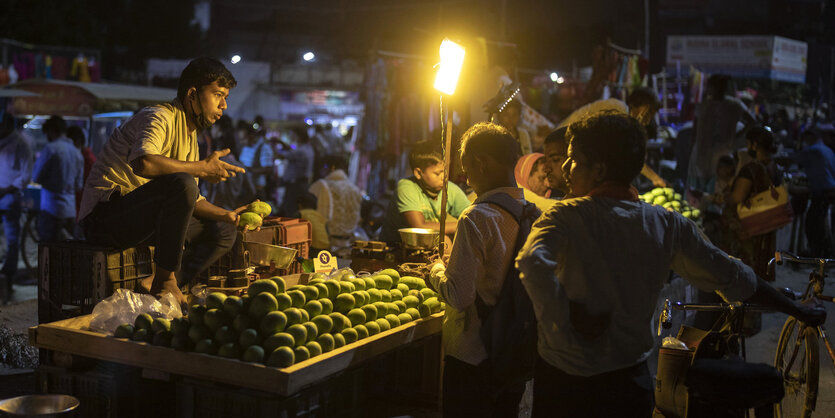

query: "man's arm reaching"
(194, 199), (249, 224)
(131, 149), (245, 183)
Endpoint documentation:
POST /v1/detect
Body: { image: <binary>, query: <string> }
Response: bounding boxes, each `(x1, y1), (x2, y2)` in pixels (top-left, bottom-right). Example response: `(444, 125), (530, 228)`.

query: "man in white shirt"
(79, 58), (245, 305)
(308, 156), (363, 256)
(429, 122), (539, 417)
(32, 116), (83, 243)
(516, 113), (824, 417)
(0, 108), (32, 295)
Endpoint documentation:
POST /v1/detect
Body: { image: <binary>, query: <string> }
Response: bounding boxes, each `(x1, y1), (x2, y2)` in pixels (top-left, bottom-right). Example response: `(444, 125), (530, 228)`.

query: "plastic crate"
(37, 363), (176, 418)
(273, 218), (313, 245)
(37, 365), (136, 418)
(176, 366), (363, 418)
(38, 242), (154, 324)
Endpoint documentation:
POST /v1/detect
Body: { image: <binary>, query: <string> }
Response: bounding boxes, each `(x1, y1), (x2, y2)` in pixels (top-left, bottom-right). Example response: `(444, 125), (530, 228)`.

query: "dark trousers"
(37, 212), (75, 244)
(0, 192), (21, 283)
(280, 179), (307, 217)
(82, 173), (236, 286)
(805, 193), (835, 258)
(532, 356), (653, 418)
(442, 356), (525, 418)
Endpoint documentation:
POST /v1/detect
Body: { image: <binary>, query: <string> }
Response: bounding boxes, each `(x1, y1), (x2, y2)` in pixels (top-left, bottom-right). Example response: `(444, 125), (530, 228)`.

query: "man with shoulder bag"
(428, 123), (541, 417)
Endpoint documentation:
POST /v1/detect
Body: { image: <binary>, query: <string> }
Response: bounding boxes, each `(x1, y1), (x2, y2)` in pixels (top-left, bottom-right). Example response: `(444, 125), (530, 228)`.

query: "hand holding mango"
(248, 201), (273, 218)
(238, 201), (272, 230)
(239, 212), (263, 230)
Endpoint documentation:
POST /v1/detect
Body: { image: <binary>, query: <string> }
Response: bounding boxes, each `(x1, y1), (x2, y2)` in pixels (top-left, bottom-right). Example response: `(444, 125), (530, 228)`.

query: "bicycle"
(0, 205), (38, 273)
(19, 206), (39, 271)
(655, 299), (783, 418)
(769, 251), (835, 418)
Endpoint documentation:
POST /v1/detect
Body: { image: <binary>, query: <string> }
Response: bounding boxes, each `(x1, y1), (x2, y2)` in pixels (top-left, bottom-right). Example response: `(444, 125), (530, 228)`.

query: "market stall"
(31, 267), (445, 417)
(32, 203), (446, 416)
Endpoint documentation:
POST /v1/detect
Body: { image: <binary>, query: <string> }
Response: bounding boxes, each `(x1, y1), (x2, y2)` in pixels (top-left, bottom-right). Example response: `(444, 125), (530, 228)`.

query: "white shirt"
(516, 196), (758, 377)
(0, 130), (32, 191)
(308, 169), (363, 237)
(428, 187), (524, 365)
(79, 99), (203, 221)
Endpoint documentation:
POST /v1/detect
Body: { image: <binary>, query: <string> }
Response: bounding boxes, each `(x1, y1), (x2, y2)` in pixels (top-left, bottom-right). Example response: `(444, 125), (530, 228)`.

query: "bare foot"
(148, 271), (188, 307)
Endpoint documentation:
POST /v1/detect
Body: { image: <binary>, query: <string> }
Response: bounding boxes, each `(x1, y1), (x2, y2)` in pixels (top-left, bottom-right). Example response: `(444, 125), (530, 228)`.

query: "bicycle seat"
(686, 358), (783, 412)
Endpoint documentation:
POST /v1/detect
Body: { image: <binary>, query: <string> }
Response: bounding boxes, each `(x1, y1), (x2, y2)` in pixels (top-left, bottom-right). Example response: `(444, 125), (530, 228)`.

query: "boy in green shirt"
(380, 139), (470, 245)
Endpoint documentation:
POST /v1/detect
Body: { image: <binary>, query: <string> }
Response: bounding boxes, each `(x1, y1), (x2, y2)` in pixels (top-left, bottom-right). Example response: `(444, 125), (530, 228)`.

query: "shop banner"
(666, 35), (807, 83)
(10, 82), (96, 116)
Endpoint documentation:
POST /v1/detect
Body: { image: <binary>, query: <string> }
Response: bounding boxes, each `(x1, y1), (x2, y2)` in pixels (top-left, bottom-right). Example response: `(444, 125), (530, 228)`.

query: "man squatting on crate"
(78, 57), (246, 306)
(515, 113), (827, 417)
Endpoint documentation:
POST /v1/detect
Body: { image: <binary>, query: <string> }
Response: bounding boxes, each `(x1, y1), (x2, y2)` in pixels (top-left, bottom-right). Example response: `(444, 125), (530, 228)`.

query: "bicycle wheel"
(20, 214), (39, 271)
(774, 317), (819, 418)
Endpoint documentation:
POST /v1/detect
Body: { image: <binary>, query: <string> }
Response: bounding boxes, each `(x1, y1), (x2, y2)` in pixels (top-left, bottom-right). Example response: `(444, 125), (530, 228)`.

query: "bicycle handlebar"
(772, 251), (835, 267)
(669, 301), (774, 312)
(656, 299), (774, 336)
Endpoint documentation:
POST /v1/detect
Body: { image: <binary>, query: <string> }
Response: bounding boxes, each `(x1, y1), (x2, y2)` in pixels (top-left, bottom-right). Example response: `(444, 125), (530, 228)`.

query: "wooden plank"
(31, 312), (443, 396)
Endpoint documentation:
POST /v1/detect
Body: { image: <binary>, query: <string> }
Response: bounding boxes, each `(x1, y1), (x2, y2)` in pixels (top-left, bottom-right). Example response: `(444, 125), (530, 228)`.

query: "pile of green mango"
(238, 201), (272, 230)
(640, 187), (702, 221)
(111, 269), (444, 369)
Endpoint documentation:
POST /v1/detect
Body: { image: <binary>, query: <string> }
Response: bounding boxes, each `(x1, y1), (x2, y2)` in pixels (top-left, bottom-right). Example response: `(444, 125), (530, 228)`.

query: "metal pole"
(438, 95), (453, 257)
(644, 0), (650, 61)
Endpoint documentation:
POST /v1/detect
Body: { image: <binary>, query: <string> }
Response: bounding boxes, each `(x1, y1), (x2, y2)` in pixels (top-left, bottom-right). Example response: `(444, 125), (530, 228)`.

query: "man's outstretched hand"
(201, 148), (246, 183)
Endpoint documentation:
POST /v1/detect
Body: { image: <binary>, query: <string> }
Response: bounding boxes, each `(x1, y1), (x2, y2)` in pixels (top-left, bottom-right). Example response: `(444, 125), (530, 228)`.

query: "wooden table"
(30, 312), (443, 397)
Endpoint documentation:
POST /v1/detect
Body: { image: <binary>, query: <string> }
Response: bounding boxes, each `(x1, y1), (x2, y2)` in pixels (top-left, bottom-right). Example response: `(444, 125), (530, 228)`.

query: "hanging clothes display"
(70, 55), (91, 82)
(44, 55), (53, 79)
(358, 53), (435, 198)
(51, 56), (69, 80)
(13, 53), (34, 80)
(34, 53), (45, 78)
(87, 58), (100, 82)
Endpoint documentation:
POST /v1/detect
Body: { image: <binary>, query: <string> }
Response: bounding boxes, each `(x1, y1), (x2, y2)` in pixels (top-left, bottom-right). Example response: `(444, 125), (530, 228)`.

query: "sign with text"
(313, 250), (338, 273)
(666, 35), (807, 83)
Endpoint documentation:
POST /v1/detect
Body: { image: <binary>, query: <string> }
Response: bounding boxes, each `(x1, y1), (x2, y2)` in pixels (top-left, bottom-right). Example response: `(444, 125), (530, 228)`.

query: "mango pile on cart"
(113, 269), (444, 368)
(640, 187), (702, 225)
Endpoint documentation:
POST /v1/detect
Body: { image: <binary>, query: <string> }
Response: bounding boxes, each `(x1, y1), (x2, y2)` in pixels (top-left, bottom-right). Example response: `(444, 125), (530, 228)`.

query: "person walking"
(32, 116), (83, 243)
(0, 108), (33, 296)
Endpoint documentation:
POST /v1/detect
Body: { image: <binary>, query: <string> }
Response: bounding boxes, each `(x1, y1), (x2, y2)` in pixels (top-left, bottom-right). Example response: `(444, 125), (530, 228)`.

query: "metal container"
(244, 242), (297, 269)
(227, 269), (248, 279)
(0, 394), (79, 417)
(398, 228), (440, 249)
(207, 276), (226, 287)
(227, 276), (249, 287)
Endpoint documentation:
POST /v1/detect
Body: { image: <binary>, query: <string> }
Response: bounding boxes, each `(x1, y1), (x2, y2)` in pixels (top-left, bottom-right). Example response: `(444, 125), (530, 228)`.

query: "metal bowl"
(398, 228), (440, 249)
(244, 242), (297, 269)
(0, 394), (80, 417)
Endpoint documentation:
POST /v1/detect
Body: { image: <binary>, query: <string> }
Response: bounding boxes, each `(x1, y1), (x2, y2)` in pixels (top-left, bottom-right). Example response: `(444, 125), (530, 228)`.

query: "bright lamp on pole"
(433, 39), (465, 95)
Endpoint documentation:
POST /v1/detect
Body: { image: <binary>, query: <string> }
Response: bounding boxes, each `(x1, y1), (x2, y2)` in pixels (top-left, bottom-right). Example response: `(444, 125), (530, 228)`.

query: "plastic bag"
(89, 289), (183, 335)
(329, 267), (357, 280)
(662, 336), (689, 350)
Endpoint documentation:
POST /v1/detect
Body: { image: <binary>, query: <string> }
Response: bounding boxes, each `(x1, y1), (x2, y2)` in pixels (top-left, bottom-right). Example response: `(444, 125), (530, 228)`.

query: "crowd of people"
(0, 55), (834, 415)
